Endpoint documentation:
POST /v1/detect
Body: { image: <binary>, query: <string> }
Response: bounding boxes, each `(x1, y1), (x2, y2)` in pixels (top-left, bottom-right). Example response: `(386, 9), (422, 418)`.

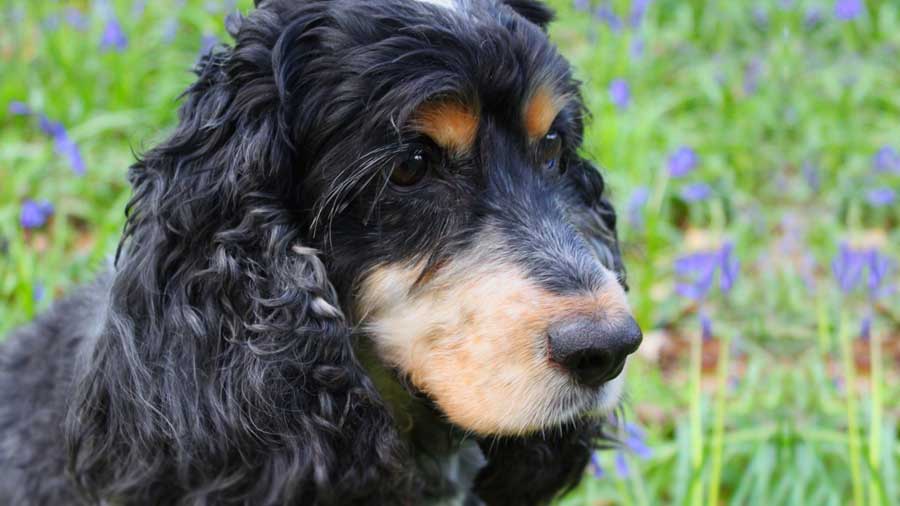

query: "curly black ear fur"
(566, 157), (628, 289)
(473, 419), (605, 506)
(65, 5), (410, 505)
(501, 0), (555, 29)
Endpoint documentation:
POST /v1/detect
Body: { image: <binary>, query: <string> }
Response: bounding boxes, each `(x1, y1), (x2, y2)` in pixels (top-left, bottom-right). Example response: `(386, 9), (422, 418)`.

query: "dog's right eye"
(391, 146), (434, 188)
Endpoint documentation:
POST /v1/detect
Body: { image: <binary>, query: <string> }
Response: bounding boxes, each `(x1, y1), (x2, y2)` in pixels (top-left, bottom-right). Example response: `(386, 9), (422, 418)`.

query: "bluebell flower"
(162, 18), (179, 43)
(573, 0), (591, 11)
(20, 200), (54, 229)
(668, 146), (698, 178)
(867, 249), (894, 300)
(132, 0), (147, 18)
(834, 0), (863, 21)
(700, 313), (713, 341)
(743, 58), (763, 95)
(38, 115), (86, 175)
(866, 187), (896, 207)
(608, 78), (630, 110)
(101, 17), (129, 51)
(831, 243), (867, 294)
(200, 33), (220, 56)
(628, 0), (651, 28)
(64, 8), (90, 31)
(719, 242), (740, 293)
(589, 451), (605, 478)
(626, 186), (650, 229)
(631, 37), (645, 58)
(8, 101), (31, 116)
(624, 422), (653, 459)
(802, 160), (821, 191)
(680, 182), (712, 202)
(675, 243), (739, 301)
(860, 315), (872, 342)
(752, 7), (769, 29)
(614, 452), (629, 477)
(805, 8), (823, 28)
(595, 4), (622, 32)
(872, 146), (900, 173)
(675, 251), (720, 300)
(33, 283), (45, 303)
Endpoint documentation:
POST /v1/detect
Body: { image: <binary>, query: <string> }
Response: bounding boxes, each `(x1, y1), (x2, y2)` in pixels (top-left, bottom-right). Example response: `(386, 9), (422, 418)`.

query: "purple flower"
(589, 451), (605, 478)
(101, 18), (128, 51)
(675, 243), (739, 301)
(680, 182), (712, 202)
(668, 146), (698, 177)
(860, 315), (872, 342)
(866, 187), (896, 207)
(872, 146), (900, 173)
(700, 313), (713, 341)
(609, 78), (631, 110)
(628, 0), (651, 28)
(675, 251), (720, 300)
(624, 422), (653, 459)
(805, 8), (823, 28)
(802, 160), (821, 191)
(743, 58), (763, 95)
(20, 200), (54, 229)
(200, 33), (219, 56)
(33, 283), (45, 303)
(64, 8), (90, 31)
(626, 186), (650, 228)
(614, 452), (629, 477)
(162, 18), (179, 43)
(38, 115), (85, 175)
(8, 101), (31, 116)
(573, 0), (590, 11)
(631, 37), (645, 58)
(831, 243), (867, 294)
(867, 250), (894, 300)
(753, 7), (769, 29)
(595, 4), (622, 32)
(719, 242), (740, 293)
(834, 0), (863, 21)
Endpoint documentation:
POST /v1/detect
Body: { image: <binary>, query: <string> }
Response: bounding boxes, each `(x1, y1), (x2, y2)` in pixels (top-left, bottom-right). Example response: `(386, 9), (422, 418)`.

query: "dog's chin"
(445, 370), (627, 438)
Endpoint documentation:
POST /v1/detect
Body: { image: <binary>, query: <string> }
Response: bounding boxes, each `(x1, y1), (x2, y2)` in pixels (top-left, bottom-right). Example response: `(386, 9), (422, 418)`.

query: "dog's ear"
(474, 419), (605, 505)
(501, 0), (555, 29)
(65, 5), (409, 505)
(565, 157), (628, 290)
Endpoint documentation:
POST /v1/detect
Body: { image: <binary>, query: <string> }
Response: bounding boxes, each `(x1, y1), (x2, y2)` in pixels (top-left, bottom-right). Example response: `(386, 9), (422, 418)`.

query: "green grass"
(1, 1), (899, 505)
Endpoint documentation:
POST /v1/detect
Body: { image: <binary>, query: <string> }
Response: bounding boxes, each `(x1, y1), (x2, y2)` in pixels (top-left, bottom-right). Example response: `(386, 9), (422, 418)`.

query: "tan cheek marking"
(524, 87), (563, 140)
(414, 102), (479, 154)
(356, 261), (633, 435)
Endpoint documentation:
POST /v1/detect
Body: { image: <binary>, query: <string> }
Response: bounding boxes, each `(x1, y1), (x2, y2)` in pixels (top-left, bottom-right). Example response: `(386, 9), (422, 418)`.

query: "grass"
(1, 0), (898, 505)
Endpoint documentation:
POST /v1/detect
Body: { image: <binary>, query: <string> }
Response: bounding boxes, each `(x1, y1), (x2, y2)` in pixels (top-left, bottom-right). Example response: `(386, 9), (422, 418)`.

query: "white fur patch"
(415, 0), (458, 11)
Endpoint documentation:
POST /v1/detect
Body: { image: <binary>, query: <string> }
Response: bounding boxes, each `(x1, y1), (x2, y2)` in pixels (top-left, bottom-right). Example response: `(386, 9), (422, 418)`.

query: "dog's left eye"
(391, 144), (436, 188)
(539, 130), (563, 173)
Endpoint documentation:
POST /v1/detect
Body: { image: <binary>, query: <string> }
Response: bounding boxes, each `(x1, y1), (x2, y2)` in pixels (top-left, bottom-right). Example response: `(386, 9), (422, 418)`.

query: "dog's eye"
(391, 146), (434, 187)
(539, 130), (563, 173)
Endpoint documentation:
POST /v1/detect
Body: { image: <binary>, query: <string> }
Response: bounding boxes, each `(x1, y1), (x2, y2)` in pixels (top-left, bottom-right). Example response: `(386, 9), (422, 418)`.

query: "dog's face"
(287, 0), (642, 436)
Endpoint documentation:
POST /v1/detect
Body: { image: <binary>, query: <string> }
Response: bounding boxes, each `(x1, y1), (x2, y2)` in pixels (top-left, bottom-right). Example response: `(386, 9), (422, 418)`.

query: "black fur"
(0, 1), (628, 504)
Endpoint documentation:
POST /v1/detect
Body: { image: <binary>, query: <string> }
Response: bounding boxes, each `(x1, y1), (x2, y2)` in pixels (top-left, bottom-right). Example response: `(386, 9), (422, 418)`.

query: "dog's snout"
(548, 316), (642, 387)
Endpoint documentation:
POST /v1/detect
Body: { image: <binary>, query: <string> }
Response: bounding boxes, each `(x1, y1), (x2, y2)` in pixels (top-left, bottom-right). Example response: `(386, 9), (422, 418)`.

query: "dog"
(0, 1), (642, 504)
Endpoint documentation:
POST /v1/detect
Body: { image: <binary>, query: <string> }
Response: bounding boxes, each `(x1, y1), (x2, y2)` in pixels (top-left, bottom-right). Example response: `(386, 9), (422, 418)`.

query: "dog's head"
(284, 0), (641, 436)
(69, 0), (640, 503)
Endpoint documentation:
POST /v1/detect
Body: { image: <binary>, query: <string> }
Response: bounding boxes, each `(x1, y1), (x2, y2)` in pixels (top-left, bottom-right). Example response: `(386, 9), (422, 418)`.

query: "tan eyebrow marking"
(524, 87), (566, 139)
(413, 101), (479, 154)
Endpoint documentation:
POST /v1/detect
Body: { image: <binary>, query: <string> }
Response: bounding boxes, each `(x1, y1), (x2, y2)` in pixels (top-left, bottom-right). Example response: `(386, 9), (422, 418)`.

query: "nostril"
(548, 316), (642, 387)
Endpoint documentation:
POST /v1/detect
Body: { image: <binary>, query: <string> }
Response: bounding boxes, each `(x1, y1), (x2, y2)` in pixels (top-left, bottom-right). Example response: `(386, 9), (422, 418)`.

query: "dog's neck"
(355, 336), (486, 505)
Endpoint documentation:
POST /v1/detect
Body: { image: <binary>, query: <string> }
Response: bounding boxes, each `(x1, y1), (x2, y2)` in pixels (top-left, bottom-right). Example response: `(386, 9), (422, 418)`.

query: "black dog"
(0, 1), (642, 504)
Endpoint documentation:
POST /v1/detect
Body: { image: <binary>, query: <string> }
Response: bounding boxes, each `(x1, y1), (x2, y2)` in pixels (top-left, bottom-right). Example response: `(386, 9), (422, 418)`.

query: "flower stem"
(707, 332), (730, 506)
(688, 322), (704, 506)
(839, 311), (865, 506)
(868, 321), (884, 506)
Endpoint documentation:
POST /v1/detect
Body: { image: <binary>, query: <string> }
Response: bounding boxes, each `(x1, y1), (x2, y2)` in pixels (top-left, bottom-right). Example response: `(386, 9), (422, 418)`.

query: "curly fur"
(0, 1), (631, 505)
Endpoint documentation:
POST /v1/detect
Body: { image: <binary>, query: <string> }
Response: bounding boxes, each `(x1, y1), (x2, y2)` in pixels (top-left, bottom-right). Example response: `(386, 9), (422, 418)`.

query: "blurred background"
(1, 0), (898, 504)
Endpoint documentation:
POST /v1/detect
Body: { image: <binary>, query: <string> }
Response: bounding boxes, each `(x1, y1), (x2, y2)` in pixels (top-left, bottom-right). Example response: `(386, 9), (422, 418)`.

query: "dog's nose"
(548, 316), (642, 387)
